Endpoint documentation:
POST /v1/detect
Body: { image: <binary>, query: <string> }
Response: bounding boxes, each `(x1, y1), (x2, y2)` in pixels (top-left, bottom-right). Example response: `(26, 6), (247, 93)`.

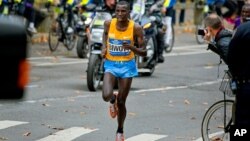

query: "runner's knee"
(117, 98), (125, 107)
(102, 90), (113, 102)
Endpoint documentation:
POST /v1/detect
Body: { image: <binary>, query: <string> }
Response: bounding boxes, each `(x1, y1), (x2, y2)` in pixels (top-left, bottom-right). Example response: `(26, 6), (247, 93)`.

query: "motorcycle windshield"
(82, 12), (95, 19)
(130, 0), (145, 22)
(140, 15), (151, 27)
(91, 12), (112, 29)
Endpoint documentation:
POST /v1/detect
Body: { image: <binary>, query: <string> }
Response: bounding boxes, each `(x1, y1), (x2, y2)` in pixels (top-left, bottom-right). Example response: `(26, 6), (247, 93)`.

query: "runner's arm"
(132, 23), (147, 57)
(102, 20), (111, 58)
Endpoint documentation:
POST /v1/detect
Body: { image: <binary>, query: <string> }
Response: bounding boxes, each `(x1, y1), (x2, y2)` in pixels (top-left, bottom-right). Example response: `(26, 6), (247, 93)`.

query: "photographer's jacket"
(208, 27), (232, 64)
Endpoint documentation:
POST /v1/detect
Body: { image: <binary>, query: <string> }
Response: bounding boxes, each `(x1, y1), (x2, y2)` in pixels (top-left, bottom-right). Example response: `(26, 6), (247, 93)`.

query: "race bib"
(109, 39), (131, 56)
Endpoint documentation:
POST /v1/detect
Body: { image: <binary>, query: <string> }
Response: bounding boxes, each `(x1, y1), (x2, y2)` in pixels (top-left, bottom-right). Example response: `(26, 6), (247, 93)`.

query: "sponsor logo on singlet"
(109, 38), (131, 56)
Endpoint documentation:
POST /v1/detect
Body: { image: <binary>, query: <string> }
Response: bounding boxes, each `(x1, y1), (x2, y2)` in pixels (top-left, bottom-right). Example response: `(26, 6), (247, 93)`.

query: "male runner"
(101, 1), (147, 141)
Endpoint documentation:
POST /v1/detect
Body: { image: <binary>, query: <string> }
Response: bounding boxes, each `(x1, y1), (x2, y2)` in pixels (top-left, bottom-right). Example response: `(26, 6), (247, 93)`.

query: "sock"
(117, 127), (123, 133)
(110, 94), (116, 104)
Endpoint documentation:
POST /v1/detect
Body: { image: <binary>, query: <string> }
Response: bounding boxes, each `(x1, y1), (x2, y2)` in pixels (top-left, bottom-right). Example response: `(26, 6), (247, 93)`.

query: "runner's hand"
(122, 42), (132, 50)
(101, 48), (107, 58)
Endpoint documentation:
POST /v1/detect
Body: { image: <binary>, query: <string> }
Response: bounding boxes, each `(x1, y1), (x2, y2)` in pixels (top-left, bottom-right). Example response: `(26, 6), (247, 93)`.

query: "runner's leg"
(102, 72), (116, 102)
(116, 77), (132, 133)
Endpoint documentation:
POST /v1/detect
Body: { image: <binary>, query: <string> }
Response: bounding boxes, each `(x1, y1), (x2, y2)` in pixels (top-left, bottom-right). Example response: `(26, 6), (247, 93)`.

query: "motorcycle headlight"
(90, 29), (103, 43)
(85, 17), (92, 25)
(77, 21), (84, 26)
(143, 23), (151, 29)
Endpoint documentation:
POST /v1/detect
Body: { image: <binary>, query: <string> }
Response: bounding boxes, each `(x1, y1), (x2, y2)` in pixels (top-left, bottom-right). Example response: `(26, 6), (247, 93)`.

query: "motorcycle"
(76, 9), (95, 58)
(131, 0), (160, 75)
(86, 4), (112, 91)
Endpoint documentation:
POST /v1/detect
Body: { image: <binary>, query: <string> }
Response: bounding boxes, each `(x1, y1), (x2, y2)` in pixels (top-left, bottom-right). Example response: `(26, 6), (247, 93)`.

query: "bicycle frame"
(219, 70), (236, 133)
(222, 70), (235, 133)
(57, 13), (67, 41)
(201, 70), (236, 141)
(223, 89), (234, 133)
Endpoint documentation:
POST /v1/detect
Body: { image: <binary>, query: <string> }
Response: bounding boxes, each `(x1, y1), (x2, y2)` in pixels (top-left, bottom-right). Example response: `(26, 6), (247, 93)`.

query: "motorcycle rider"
(149, 0), (170, 63)
(78, 0), (116, 16)
(148, 0), (176, 62)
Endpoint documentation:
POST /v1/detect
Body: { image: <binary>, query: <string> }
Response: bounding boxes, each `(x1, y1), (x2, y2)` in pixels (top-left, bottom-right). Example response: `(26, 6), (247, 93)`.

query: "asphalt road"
(0, 6), (233, 140)
(0, 25), (232, 141)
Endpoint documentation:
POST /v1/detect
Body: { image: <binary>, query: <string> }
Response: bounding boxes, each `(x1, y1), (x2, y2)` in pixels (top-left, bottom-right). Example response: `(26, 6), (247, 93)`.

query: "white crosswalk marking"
(126, 133), (167, 141)
(36, 127), (98, 141)
(0, 120), (28, 130)
(0, 120), (167, 141)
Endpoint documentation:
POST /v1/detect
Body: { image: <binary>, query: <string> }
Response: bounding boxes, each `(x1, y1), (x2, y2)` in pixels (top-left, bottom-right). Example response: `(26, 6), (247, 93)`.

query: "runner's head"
(115, 1), (130, 22)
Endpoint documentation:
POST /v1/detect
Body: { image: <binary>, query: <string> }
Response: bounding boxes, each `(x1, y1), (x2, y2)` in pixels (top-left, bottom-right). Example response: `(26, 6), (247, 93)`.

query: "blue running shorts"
(104, 59), (138, 78)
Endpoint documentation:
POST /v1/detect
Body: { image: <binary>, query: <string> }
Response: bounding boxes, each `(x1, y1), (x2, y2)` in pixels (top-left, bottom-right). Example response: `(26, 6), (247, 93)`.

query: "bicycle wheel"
(48, 19), (60, 52)
(165, 24), (175, 53)
(201, 100), (234, 141)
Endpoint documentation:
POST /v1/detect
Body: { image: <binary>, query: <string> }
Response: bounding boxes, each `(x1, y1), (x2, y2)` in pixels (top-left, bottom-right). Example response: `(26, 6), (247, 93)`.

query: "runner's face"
(115, 5), (129, 22)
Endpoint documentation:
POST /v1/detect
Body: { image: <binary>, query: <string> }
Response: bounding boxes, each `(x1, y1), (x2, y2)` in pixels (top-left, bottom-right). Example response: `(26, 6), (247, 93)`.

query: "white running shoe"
(27, 27), (37, 34)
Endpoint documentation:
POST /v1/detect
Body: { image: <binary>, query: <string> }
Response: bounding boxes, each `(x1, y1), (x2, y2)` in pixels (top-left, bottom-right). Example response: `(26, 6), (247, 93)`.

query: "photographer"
(202, 13), (232, 64)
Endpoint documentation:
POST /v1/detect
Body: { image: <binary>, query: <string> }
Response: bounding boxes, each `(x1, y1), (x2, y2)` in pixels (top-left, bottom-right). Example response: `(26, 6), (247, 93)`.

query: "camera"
(197, 29), (207, 36)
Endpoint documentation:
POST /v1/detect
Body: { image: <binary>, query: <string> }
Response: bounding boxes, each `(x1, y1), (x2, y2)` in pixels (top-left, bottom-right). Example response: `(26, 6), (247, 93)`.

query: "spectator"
(173, 0), (186, 26)
(203, 13), (233, 64)
(240, 3), (250, 22)
(234, 2), (250, 28)
(245, 0), (250, 4)
(227, 4), (250, 139)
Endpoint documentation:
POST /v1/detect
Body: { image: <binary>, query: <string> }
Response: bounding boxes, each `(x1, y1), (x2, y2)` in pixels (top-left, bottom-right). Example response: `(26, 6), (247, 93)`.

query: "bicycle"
(48, 5), (77, 52)
(201, 70), (236, 141)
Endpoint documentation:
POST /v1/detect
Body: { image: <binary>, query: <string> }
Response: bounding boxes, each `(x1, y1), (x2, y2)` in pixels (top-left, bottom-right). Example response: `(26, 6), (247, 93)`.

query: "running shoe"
(109, 92), (118, 118)
(116, 133), (125, 141)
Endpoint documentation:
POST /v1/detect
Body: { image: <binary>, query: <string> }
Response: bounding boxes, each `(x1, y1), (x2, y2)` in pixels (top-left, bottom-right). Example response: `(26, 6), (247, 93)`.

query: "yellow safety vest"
(80, 0), (89, 6)
(163, 0), (170, 8)
(14, 0), (22, 3)
(67, 0), (74, 5)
